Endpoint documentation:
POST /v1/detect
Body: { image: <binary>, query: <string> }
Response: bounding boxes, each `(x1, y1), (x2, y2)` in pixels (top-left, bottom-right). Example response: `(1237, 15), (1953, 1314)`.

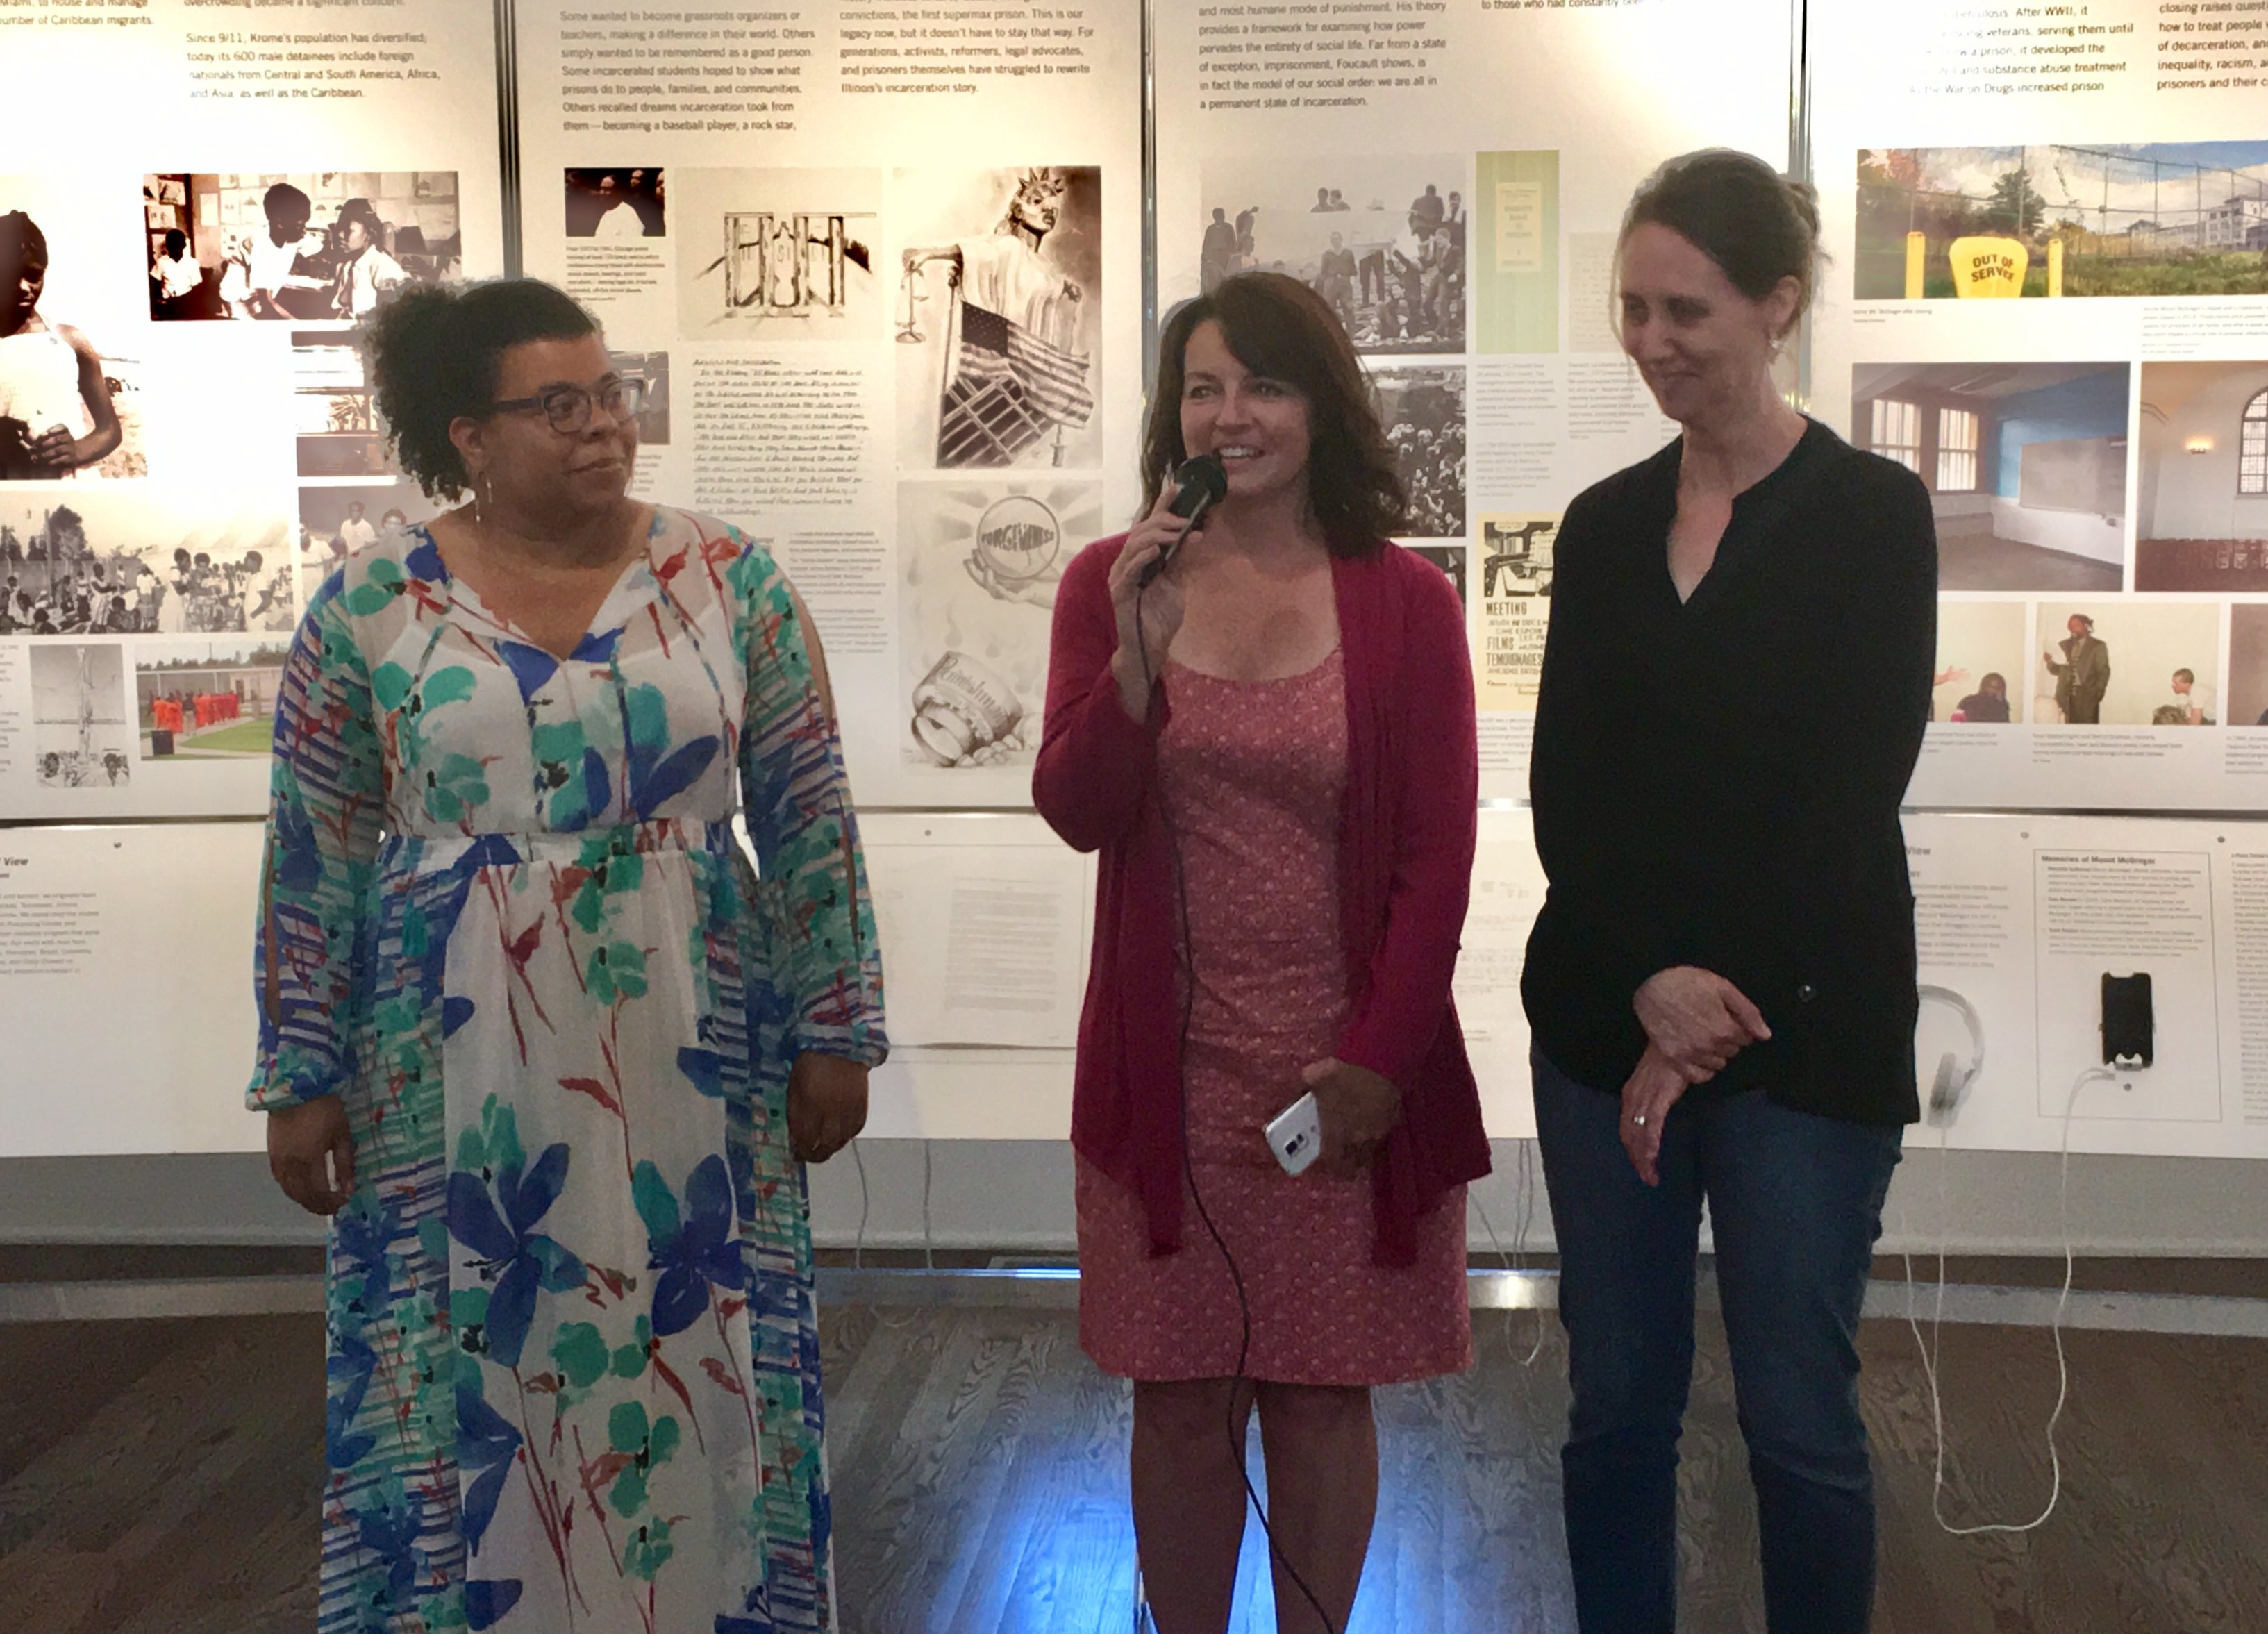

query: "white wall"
(2143, 367), (2268, 541)
(1990, 496), (2126, 566)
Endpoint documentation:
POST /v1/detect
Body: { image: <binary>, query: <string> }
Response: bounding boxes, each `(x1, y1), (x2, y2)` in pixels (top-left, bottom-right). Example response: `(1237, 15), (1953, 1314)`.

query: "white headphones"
(1917, 985), (1985, 1127)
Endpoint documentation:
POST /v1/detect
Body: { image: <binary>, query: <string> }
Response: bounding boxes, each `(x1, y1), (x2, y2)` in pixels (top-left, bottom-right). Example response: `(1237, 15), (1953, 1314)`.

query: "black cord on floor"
(1138, 581), (1343, 1634)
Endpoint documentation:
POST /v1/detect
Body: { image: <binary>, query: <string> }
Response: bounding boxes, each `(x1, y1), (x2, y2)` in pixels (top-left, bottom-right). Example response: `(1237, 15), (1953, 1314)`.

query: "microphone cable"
(1135, 567), (1344, 1634)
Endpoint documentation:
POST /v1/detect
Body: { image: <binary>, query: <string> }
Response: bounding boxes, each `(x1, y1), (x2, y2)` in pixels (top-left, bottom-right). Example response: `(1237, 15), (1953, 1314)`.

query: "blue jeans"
(1532, 1049), (1903, 1634)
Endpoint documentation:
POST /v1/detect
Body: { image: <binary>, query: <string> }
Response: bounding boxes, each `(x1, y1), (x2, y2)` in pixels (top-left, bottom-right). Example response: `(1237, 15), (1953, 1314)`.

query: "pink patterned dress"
(1075, 649), (1471, 1385)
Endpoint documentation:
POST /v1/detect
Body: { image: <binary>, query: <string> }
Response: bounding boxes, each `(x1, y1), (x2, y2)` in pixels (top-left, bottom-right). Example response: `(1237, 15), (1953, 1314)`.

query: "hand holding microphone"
(1108, 453), (1228, 720)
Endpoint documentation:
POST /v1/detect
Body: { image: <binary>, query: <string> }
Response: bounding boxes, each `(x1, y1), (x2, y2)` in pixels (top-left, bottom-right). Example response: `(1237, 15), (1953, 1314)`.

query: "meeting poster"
(1812, 0), (2268, 810)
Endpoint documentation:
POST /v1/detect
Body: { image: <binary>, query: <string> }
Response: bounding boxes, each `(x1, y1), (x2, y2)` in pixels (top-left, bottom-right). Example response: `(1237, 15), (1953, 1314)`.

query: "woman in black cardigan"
(1524, 150), (1935, 1634)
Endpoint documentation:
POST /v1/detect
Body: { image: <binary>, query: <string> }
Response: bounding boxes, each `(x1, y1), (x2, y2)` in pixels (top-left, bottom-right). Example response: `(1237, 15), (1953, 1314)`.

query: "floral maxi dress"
(250, 510), (887, 1634)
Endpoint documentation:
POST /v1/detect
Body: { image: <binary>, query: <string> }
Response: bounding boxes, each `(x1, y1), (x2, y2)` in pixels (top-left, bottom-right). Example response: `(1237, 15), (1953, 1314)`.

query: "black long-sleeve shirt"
(1521, 419), (1937, 1126)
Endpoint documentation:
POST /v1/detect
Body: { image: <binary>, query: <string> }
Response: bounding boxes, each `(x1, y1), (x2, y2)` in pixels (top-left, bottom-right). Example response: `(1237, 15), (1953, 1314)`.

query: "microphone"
(1138, 452), (1228, 588)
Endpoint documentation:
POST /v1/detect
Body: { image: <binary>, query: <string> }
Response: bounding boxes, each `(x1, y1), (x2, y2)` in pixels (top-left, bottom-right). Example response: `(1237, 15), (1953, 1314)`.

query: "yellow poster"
(1474, 512), (1559, 712)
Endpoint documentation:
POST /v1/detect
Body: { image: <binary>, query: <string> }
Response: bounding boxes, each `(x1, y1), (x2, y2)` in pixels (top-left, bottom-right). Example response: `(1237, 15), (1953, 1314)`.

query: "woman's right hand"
(1106, 487), (1197, 719)
(267, 1097), (356, 1217)
(1633, 965), (1771, 1083)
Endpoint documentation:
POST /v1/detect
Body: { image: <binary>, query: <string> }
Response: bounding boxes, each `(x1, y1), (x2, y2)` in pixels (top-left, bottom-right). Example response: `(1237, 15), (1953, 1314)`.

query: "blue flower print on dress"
(251, 512), (887, 1631)
(447, 1100), (586, 1367)
(635, 1153), (747, 1337)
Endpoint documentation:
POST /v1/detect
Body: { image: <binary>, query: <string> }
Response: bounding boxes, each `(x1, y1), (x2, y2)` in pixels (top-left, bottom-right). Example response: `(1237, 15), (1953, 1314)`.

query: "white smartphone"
(1264, 1090), (1323, 1176)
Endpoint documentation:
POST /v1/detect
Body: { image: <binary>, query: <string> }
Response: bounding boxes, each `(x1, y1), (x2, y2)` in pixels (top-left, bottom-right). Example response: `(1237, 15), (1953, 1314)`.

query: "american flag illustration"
(938, 299), (1094, 467)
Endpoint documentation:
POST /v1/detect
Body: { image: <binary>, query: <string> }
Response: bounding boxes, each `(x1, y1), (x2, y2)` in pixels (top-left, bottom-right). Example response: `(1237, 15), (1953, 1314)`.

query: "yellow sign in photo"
(1947, 236), (2030, 298)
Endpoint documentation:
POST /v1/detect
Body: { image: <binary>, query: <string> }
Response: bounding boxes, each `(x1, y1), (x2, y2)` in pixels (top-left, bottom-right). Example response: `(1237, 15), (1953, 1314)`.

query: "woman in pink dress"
(1034, 271), (1488, 1634)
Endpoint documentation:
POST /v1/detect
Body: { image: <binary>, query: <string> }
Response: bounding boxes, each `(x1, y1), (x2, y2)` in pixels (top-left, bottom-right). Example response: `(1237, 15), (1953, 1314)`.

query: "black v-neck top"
(1521, 418), (1937, 1125)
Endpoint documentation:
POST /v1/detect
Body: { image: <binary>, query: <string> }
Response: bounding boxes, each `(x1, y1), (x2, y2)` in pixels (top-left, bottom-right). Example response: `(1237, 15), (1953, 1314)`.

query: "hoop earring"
(472, 470), (492, 528)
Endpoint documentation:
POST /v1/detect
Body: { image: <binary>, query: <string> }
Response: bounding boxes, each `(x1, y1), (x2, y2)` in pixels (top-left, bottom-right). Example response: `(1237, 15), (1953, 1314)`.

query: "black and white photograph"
(899, 480), (1100, 770)
(1851, 362), (2128, 592)
(1200, 153), (1467, 353)
(0, 191), (146, 481)
(0, 491), (292, 635)
(1375, 365), (1465, 538)
(1406, 543), (1468, 609)
(673, 168), (881, 340)
(895, 167), (1102, 471)
(612, 350), (672, 445)
(2136, 361), (2268, 592)
(29, 642), (131, 788)
(135, 635), (287, 762)
(565, 169), (666, 240)
(294, 331), (393, 478)
(297, 482), (436, 599)
(143, 172), (462, 322)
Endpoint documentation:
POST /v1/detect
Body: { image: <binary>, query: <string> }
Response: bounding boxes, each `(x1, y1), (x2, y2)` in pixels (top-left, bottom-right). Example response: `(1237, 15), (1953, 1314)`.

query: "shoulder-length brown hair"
(1140, 272), (1403, 556)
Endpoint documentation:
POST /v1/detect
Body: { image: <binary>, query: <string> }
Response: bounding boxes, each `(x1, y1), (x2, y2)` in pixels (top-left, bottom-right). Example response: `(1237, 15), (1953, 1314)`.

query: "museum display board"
(512, 1), (1146, 808)
(1153, 0), (1798, 797)
(1810, 0), (2268, 810)
(0, 0), (508, 819)
(4, 1), (2267, 1165)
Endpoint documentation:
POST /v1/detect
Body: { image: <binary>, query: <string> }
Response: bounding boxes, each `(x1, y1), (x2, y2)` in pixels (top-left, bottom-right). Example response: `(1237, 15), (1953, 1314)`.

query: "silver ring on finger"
(1631, 1113), (1649, 1127)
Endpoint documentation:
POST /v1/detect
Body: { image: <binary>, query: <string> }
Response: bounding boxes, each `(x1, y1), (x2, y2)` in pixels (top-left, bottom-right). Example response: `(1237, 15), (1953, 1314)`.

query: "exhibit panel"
(514, 3), (1146, 810)
(0, 0), (509, 822)
(1152, 0), (1796, 798)
(1810, 0), (2268, 810)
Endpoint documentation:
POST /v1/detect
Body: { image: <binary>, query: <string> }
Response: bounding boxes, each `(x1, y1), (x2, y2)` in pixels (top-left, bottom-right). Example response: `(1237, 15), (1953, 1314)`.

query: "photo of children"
(143, 172), (461, 322)
(0, 492), (292, 635)
(0, 208), (127, 481)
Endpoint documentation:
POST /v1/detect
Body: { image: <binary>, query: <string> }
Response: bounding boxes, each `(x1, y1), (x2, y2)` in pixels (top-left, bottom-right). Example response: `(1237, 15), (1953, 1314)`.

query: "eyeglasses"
(490, 377), (644, 434)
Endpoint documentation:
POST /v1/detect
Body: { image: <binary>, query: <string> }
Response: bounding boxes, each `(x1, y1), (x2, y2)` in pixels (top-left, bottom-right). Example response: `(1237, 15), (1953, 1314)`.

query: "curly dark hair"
(1140, 272), (1403, 556)
(358, 278), (599, 500)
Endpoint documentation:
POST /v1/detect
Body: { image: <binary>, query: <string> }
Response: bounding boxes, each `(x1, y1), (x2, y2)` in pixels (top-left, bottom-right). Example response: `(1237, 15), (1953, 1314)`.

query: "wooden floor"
(1, 1287), (2265, 1632)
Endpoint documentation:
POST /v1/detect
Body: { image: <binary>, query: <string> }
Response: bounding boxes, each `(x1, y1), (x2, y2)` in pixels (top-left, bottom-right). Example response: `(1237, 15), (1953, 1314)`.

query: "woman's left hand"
(787, 1052), (869, 1164)
(1301, 1056), (1402, 1178)
(1618, 1044), (1689, 1187)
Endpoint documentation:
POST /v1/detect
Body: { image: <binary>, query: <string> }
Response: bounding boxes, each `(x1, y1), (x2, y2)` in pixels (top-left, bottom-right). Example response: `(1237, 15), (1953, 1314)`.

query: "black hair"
(1142, 272), (1403, 556)
(337, 198), (383, 240)
(162, 227), (187, 258)
(0, 210), (49, 274)
(359, 278), (599, 500)
(262, 182), (312, 221)
(1620, 149), (1824, 334)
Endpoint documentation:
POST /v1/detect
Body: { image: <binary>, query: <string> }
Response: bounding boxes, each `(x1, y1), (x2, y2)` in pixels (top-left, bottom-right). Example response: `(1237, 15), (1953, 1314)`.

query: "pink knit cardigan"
(1033, 533), (1492, 1267)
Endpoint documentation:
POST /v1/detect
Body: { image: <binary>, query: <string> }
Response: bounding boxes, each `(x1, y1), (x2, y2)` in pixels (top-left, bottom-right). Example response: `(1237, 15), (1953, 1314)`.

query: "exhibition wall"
(3, 0), (2268, 1248)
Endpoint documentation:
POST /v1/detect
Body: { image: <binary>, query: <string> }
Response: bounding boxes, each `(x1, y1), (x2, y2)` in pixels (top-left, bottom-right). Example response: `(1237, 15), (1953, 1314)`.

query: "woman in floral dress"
(251, 278), (885, 1634)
